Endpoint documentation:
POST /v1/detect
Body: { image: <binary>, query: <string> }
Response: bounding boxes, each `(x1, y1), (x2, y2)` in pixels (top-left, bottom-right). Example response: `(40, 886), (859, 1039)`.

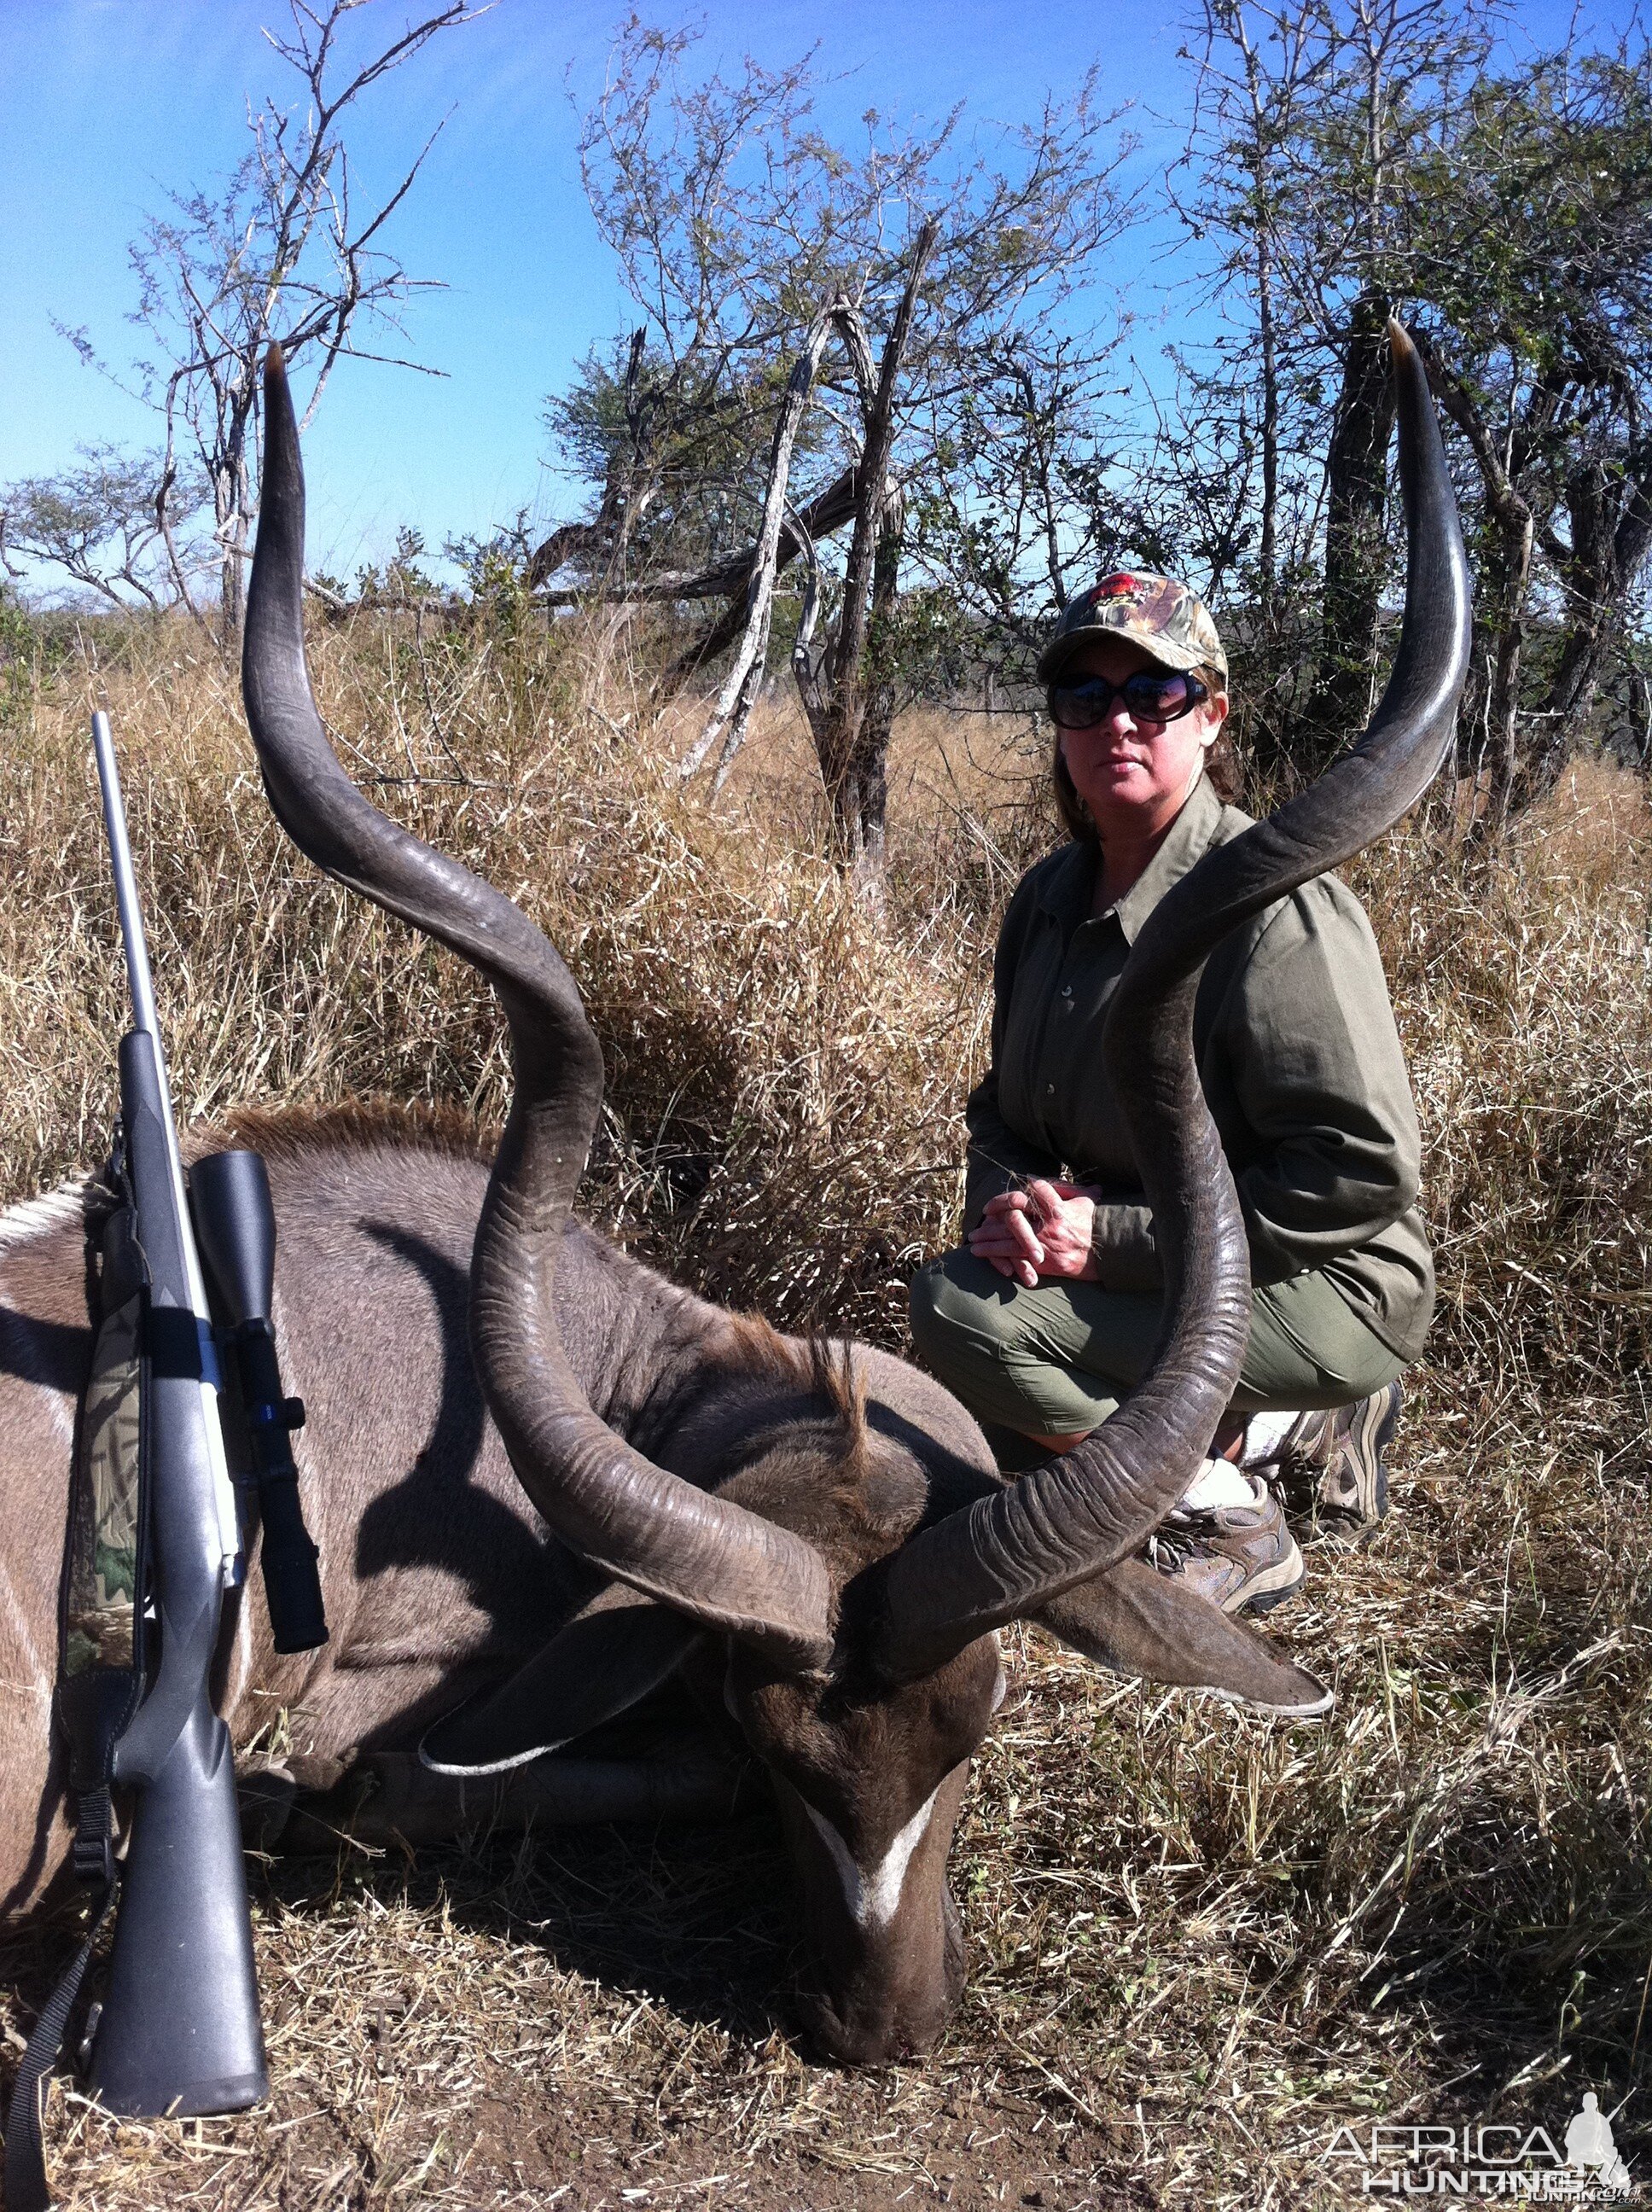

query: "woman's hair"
(1050, 663), (1241, 843)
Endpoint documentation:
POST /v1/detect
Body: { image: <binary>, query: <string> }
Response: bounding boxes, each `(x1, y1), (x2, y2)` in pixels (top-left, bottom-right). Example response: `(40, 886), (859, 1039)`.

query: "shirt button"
(1046, 1082), (1055, 1095)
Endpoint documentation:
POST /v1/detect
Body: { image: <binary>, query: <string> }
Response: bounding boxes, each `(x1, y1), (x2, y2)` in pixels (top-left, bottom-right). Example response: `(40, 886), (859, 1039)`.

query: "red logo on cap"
(1090, 574), (1140, 604)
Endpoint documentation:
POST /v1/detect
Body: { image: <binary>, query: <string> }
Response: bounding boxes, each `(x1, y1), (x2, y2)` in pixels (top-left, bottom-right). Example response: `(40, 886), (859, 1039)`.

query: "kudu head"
(242, 327), (1469, 2064)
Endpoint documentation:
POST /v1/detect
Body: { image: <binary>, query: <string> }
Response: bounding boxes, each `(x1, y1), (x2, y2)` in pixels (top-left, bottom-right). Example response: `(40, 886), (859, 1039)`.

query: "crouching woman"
(910, 573), (1432, 1617)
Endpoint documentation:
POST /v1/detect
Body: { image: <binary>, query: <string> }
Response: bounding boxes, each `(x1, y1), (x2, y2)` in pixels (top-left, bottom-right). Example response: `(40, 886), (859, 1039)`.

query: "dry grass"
(3, 610), (1651, 2209)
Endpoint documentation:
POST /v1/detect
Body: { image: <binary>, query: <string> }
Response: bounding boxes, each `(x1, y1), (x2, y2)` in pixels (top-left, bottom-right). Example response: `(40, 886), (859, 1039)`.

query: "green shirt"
(964, 774), (1434, 1362)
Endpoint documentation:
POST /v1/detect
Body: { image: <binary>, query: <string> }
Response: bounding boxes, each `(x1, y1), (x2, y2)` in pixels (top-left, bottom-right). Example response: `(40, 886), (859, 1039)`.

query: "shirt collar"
(1114, 771), (1228, 945)
(1035, 772), (1230, 946)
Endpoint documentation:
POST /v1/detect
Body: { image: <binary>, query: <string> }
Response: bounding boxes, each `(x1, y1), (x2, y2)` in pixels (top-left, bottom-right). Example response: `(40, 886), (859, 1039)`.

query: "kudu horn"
(243, 345), (834, 1670)
(877, 319), (1471, 1679)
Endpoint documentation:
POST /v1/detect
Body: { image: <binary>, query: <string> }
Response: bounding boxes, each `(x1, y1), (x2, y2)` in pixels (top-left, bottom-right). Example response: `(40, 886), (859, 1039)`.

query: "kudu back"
(1, 325), (1469, 2065)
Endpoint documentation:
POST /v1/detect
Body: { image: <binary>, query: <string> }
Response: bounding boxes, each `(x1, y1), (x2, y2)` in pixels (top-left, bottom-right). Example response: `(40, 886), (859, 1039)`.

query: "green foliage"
(353, 526), (440, 607)
(0, 586), (72, 730)
(442, 515), (546, 643)
(544, 336), (801, 579)
(0, 442), (210, 610)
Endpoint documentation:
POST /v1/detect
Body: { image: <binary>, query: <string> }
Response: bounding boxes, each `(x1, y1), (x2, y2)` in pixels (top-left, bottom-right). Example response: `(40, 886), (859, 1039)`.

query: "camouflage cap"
(1038, 572), (1228, 686)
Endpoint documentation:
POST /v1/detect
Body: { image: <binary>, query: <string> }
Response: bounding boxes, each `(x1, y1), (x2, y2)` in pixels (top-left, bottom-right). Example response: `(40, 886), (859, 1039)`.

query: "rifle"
(8, 710), (326, 2211)
(83, 702), (270, 2116)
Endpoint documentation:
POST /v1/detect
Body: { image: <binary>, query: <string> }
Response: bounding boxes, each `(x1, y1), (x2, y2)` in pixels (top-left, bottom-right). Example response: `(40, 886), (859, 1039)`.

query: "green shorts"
(909, 1246), (1405, 1440)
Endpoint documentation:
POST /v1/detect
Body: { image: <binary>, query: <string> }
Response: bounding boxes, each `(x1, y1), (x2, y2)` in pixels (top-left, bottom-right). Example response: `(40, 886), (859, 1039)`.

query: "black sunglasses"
(1048, 668), (1209, 731)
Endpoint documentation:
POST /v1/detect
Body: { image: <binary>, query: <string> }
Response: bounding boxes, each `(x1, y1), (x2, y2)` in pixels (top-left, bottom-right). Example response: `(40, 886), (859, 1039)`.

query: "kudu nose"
(794, 1880), (966, 2066)
(795, 1981), (953, 2068)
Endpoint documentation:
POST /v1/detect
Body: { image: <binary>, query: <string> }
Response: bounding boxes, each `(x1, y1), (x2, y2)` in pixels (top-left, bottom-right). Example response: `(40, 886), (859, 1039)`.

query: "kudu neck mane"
(212, 1098), (496, 1167)
(196, 1104), (897, 1551)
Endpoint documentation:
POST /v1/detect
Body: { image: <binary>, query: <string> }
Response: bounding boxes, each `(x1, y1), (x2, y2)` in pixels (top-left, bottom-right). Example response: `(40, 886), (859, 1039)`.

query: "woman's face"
(1056, 636), (1229, 844)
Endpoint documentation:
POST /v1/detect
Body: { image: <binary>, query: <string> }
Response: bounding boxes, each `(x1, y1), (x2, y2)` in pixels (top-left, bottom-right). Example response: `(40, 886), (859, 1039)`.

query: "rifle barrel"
(90, 711), (217, 1330)
(90, 709), (239, 1578)
(91, 709), (161, 1041)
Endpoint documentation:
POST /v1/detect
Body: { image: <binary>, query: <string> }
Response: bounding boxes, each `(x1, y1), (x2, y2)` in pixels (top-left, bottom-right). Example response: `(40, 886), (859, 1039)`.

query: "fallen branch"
(676, 304), (841, 783)
(534, 464), (864, 612)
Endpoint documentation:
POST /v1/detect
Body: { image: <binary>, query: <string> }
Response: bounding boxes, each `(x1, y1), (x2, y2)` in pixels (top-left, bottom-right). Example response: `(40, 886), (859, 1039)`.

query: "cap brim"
(1037, 617), (1215, 688)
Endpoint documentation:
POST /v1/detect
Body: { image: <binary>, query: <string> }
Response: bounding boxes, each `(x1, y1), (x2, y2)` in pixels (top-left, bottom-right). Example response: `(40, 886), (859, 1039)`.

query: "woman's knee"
(1241, 1273), (1408, 1411)
(908, 1250), (1120, 1437)
(908, 1248), (1009, 1374)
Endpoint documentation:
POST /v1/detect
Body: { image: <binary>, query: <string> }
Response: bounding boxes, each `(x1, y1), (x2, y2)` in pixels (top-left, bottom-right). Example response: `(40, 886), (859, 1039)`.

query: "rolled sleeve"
(963, 1080), (1063, 1232)
(1087, 1200), (1162, 1293)
(1219, 881), (1422, 1285)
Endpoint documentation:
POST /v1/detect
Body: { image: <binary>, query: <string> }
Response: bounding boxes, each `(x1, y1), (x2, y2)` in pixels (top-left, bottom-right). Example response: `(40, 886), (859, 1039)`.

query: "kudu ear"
(1032, 1561), (1333, 1717)
(420, 1582), (705, 1776)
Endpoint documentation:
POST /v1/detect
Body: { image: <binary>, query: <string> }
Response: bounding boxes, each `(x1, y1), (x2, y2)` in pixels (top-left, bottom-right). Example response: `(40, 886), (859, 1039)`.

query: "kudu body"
(1, 327), (1469, 2065)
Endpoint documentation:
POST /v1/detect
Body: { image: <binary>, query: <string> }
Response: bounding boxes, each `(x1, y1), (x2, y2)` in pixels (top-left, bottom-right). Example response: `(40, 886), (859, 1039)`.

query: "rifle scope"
(190, 1148), (328, 1655)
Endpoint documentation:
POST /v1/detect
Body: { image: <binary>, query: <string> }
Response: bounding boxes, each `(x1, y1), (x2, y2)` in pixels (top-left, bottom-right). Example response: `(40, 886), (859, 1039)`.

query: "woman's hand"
(967, 1179), (1102, 1288)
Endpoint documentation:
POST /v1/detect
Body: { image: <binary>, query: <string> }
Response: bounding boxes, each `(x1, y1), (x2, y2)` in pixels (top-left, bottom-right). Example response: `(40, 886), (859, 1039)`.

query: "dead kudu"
(1, 328), (1469, 2067)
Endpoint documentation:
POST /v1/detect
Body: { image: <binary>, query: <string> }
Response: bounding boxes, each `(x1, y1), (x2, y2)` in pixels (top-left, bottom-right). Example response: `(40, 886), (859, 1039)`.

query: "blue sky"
(0, 0), (1622, 585)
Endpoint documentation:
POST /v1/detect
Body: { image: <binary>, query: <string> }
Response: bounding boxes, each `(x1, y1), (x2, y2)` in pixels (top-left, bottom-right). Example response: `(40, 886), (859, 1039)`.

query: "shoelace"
(1146, 1479), (1278, 1575)
(1145, 1513), (1225, 1576)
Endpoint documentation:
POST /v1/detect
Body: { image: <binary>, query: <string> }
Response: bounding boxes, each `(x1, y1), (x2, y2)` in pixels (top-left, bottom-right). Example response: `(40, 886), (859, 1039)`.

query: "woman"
(910, 573), (1431, 1617)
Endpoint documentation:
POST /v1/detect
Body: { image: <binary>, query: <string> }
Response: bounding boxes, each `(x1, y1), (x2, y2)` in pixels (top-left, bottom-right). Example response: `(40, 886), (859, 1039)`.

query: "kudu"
(1, 327), (1469, 2067)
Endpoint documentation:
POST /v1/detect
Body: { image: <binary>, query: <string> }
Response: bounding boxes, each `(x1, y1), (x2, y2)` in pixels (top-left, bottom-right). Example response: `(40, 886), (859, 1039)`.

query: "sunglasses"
(1048, 668), (1209, 731)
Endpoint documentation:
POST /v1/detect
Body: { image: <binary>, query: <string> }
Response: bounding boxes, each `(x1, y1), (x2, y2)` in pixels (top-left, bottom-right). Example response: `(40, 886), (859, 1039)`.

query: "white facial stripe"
(991, 1666), (1009, 1712)
(2, 1185), (87, 1451)
(800, 1784), (941, 1930)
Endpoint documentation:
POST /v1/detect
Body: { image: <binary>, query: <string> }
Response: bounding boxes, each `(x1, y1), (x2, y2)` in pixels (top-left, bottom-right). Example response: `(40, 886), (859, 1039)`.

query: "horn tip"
(1386, 315), (1416, 365)
(265, 340), (288, 385)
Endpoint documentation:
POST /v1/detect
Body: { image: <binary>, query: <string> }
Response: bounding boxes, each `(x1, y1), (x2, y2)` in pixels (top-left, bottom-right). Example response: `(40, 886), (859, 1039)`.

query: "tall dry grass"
(3, 606), (1651, 2209)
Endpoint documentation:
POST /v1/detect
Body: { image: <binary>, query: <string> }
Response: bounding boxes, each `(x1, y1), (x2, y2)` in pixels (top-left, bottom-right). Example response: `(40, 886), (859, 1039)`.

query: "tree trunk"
(1301, 290), (1396, 768)
(1479, 504), (1535, 837)
(218, 410), (256, 649)
(1525, 447), (1652, 802)
(1625, 668), (1652, 771)
(806, 220), (937, 891)
(660, 467), (865, 687)
(678, 306), (838, 784)
(823, 495), (903, 891)
(219, 526), (247, 646)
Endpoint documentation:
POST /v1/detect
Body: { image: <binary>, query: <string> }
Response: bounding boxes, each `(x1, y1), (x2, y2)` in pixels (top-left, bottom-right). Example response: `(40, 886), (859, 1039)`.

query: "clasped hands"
(967, 1179), (1104, 1289)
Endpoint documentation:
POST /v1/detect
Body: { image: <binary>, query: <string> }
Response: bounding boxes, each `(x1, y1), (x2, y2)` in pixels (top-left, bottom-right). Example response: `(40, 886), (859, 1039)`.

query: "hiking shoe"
(1145, 1475), (1305, 1617)
(1316, 1380), (1403, 1529)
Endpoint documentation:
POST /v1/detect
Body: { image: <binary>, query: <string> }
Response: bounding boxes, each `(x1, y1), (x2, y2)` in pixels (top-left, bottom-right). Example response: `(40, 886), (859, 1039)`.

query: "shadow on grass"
(264, 1784), (806, 2049)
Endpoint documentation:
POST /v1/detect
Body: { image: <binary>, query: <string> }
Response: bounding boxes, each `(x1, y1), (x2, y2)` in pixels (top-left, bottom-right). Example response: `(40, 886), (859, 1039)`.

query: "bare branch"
(84, 0), (480, 640)
(677, 303), (838, 783)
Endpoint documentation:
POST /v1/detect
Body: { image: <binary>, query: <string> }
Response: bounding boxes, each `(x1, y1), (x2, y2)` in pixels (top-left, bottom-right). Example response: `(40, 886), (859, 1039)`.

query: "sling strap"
(5, 1161), (149, 2212)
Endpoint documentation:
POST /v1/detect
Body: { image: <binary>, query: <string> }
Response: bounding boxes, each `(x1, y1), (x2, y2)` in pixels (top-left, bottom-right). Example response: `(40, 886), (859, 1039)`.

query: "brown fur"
(209, 1096), (495, 1166)
(722, 1317), (871, 1465)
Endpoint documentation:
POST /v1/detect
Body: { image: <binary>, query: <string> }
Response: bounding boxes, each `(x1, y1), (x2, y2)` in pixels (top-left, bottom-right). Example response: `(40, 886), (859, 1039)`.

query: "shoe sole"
(1221, 1532), (1305, 1616)
(1342, 1383), (1400, 1522)
(1316, 1383), (1400, 1530)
